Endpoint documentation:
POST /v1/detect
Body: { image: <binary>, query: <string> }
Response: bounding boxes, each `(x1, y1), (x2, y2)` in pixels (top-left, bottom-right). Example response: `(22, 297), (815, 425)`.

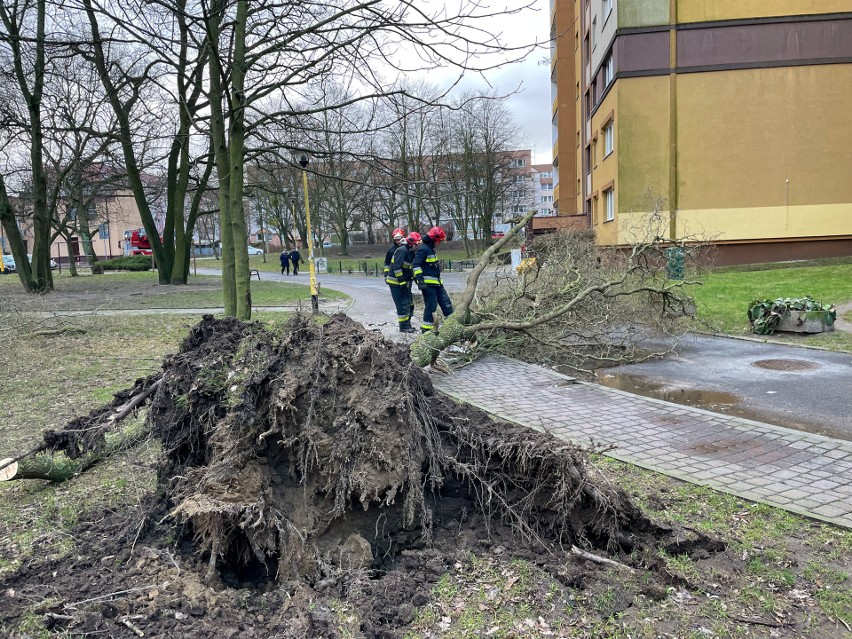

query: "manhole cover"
(752, 358), (820, 372)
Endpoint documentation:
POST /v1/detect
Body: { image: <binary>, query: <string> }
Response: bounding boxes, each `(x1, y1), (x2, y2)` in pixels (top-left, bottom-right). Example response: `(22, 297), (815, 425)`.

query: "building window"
(604, 56), (614, 86)
(541, 195), (553, 203)
(592, 141), (597, 167)
(512, 205), (526, 213)
(604, 121), (613, 156)
(603, 0), (612, 20)
(510, 190), (527, 199)
(604, 188), (615, 222)
(591, 19), (596, 51)
(509, 158), (526, 168)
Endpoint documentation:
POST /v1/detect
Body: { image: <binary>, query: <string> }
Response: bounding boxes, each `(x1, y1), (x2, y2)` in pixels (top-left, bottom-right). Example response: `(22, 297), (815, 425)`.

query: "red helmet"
(427, 227), (446, 242)
(392, 227), (406, 241)
(406, 232), (422, 244)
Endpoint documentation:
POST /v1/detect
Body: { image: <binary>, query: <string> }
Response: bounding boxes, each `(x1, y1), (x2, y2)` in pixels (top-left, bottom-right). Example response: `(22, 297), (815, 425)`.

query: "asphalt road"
(596, 333), (852, 441)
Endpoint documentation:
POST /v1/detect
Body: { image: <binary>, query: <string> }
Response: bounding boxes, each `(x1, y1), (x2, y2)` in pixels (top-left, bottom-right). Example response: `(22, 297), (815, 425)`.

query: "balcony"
(553, 183), (560, 205)
(552, 139), (559, 161)
(552, 95), (558, 116)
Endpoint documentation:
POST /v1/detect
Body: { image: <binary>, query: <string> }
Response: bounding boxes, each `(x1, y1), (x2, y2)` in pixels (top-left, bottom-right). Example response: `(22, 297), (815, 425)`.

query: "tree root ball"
(145, 313), (660, 585)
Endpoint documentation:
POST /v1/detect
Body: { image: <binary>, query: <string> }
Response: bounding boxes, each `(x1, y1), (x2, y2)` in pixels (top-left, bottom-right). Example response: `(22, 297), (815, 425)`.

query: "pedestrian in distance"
(384, 227), (406, 280)
(280, 250), (291, 275)
(412, 227), (453, 333)
(387, 231), (421, 333)
(289, 248), (302, 275)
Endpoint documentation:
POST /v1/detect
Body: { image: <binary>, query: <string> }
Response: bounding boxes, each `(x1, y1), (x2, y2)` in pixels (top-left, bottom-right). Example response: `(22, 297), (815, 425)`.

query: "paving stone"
(433, 355), (852, 530)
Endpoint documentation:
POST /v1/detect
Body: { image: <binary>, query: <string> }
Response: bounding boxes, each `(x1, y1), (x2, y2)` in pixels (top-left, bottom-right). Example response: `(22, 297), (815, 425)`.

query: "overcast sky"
(442, 0), (552, 165)
(396, 0), (552, 164)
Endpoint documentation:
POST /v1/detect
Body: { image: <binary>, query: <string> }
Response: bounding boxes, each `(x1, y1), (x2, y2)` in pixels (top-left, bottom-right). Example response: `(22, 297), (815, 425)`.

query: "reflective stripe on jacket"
(412, 236), (442, 286)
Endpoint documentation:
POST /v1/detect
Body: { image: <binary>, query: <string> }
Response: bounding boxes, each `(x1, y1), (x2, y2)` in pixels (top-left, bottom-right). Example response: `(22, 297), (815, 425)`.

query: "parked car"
(247, 245), (264, 255)
(27, 254), (58, 270)
(1, 255), (16, 273)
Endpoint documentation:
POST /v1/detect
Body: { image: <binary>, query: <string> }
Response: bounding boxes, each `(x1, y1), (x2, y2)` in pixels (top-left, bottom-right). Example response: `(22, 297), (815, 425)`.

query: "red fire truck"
(122, 228), (160, 256)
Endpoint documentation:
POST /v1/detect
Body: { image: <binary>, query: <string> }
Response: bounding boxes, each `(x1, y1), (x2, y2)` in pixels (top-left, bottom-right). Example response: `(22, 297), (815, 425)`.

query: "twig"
(728, 615), (781, 628)
(118, 616), (145, 637)
(570, 545), (634, 572)
(64, 583), (168, 610)
(0, 443), (49, 474)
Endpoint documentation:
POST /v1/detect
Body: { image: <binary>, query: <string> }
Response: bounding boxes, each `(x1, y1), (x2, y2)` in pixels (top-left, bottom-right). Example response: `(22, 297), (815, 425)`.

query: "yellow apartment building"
(547, 0), (852, 264)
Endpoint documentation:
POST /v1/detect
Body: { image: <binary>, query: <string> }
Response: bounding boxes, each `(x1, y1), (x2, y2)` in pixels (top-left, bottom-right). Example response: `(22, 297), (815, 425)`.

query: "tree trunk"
(228, 0), (251, 320)
(0, 419), (150, 482)
(207, 0), (236, 315)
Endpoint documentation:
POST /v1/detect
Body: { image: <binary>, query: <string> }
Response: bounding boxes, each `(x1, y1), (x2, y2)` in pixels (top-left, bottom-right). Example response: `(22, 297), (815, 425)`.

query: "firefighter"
(403, 231), (422, 323)
(387, 232), (421, 333)
(384, 227), (406, 279)
(412, 226), (454, 333)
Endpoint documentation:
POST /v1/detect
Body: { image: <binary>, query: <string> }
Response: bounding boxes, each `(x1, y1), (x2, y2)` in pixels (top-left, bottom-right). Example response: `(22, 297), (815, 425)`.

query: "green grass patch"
(690, 262), (852, 350)
(0, 270), (345, 311)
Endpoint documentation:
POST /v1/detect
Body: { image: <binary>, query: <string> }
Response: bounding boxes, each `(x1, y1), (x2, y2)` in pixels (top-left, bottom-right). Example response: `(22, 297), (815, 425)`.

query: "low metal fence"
(324, 258), (478, 276)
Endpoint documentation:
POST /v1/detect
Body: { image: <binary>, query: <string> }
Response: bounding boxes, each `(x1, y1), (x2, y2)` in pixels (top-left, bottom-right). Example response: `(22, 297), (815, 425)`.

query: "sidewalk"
(431, 355), (852, 529)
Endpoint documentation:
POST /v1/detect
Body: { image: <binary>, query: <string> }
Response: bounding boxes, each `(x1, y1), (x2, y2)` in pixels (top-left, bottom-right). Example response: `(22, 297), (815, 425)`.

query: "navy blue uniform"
(387, 243), (415, 331)
(412, 236), (453, 332)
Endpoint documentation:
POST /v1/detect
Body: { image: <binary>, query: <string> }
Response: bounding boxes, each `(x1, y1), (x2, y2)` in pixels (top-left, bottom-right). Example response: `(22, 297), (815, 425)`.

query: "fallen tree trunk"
(0, 378), (160, 482)
(1, 416), (151, 482)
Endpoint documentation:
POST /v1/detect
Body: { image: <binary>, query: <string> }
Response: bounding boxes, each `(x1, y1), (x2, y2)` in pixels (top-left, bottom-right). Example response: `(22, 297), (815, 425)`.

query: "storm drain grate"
(752, 358), (820, 372)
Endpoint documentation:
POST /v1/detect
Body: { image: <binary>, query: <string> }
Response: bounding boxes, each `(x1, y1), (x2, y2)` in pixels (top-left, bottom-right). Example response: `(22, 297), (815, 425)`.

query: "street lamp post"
(297, 152), (319, 312)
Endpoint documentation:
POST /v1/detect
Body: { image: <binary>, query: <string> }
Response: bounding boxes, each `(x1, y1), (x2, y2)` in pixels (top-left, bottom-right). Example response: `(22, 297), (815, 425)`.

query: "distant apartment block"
(548, 0), (852, 263)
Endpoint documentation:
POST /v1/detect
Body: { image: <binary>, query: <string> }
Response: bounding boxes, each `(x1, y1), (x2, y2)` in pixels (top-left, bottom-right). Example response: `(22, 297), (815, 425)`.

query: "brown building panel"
(677, 17), (852, 69)
(616, 31), (670, 73)
(708, 238), (852, 266)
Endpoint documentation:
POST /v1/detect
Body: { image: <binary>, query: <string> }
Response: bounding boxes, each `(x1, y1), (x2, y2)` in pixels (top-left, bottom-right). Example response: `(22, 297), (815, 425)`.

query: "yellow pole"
(301, 167), (319, 312)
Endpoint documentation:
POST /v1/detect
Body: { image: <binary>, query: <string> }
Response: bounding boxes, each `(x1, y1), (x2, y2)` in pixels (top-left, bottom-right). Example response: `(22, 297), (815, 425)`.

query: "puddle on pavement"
(593, 371), (852, 441)
(595, 373), (741, 411)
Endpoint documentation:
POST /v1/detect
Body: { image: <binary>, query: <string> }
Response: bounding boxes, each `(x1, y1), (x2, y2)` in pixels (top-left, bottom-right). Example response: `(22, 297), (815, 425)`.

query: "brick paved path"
(432, 355), (852, 529)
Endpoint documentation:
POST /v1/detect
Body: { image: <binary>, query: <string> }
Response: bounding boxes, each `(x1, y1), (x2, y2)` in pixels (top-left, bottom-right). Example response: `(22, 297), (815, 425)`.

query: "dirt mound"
(0, 314), (724, 638)
(148, 314), (650, 586)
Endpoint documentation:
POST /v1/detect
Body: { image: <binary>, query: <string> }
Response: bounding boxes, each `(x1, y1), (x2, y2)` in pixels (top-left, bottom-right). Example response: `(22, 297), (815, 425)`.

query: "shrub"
(99, 256), (153, 272)
(748, 297), (837, 335)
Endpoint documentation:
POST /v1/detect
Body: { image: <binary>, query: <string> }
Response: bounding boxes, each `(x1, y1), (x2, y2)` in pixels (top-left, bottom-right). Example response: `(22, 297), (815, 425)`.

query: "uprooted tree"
(410, 209), (700, 368)
(2, 314), (722, 592)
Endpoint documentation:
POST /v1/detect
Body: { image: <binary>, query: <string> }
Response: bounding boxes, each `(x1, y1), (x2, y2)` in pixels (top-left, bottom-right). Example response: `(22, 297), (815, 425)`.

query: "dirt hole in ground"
(1, 314), (724, 638)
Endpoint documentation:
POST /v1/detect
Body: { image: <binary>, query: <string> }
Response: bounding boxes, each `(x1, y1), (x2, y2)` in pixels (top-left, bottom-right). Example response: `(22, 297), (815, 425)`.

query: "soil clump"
(0, 314), (722, 637)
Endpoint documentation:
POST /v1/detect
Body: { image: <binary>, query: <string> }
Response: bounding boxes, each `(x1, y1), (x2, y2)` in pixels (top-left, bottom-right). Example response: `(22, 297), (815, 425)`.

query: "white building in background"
(532, 164), (555, 217)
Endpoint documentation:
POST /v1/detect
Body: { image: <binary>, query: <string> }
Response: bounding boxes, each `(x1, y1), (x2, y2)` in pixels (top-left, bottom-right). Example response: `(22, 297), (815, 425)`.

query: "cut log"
(0, 378), (161, 482)
(0, 412), (151, 482)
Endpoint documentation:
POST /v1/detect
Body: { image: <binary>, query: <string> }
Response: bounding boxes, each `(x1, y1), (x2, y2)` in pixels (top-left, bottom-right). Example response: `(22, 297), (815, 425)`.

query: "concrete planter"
(775, 310), (835, 334)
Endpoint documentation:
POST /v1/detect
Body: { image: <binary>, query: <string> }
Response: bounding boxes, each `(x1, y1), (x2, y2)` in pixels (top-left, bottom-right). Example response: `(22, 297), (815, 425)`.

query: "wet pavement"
(594, 333), (852, 441)
(433, 355), (852, 529)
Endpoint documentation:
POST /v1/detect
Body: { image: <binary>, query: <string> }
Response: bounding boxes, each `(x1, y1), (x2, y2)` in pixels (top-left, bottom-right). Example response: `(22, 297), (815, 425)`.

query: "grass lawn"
(690, 261), (852, 351)
(0, 270), (346, 311)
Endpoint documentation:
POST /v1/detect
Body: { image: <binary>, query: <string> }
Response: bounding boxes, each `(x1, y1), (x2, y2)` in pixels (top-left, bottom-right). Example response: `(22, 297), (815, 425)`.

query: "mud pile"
(147, 314), (647, 586)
